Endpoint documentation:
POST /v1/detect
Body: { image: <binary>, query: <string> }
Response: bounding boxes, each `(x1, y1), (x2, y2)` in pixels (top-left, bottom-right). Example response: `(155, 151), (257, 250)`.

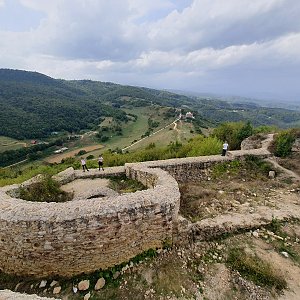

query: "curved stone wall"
(0, 164), (180, 277)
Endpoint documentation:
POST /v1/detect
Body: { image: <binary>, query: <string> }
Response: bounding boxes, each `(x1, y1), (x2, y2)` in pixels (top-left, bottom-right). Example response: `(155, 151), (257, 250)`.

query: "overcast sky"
(0, 0), (300, 102)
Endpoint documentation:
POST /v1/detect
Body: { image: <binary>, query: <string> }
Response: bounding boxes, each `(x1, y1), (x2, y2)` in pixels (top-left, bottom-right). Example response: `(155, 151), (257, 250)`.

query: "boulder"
(94, 278), (105, 290)
(268, 171), (276, 179)
(53, 286), (61, 294)
(78, 280), (90, 291)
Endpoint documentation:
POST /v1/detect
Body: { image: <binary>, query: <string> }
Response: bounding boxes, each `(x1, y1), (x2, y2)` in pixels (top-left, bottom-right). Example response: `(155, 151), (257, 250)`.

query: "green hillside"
(1, 69), (299, 143)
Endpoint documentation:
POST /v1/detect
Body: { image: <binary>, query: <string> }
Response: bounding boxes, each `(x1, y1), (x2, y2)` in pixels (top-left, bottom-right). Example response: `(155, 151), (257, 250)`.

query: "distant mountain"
(168, 89), (300, 111)
(0, 69), (300, 140)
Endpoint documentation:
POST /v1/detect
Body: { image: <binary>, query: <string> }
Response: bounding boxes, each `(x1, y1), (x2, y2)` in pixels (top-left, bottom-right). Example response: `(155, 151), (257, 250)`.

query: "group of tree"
(0, 138), (65, 167)
(212, 121), (254, 150)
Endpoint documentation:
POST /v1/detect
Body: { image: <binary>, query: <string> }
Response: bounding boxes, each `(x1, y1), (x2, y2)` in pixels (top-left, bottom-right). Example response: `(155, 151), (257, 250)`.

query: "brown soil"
(179, 160), (299, 222)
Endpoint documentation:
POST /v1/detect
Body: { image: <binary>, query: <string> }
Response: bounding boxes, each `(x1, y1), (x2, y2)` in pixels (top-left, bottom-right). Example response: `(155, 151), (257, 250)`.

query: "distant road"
(2, 159), (28, 169)
(122, 117), (180, 152)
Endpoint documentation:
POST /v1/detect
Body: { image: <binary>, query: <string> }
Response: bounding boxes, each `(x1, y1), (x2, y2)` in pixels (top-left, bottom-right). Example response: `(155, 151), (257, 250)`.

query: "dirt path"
(266, 157), (300, 182)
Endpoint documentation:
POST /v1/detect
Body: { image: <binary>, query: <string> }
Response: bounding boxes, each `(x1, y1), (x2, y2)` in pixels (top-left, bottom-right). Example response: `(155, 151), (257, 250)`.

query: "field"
(88, 106), (180, 154)
(0, 136), (26, 153)
(127, 120), (196, 151)
(45, 145), (104, 163)
(1, 105), (203, 166)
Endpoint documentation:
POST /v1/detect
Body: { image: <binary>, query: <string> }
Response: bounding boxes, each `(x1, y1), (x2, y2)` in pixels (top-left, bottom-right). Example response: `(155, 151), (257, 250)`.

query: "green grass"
(108, 175), (147, 193)
(211, 156), (273, 180)
(0, 161), (76, 187)
(0, 136), (26, 153)
(265, 219), (300, 265)
(104, 106), (176, 151)
(128, 121), (198, 151)
(227, 247), (287, 291)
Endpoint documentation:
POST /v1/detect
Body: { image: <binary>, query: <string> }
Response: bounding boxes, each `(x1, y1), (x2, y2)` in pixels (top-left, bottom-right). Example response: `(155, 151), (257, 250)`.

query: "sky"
(0, 0), (300, 102)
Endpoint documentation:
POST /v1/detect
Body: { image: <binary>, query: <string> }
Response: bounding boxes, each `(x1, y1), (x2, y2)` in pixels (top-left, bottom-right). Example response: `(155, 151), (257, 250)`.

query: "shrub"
(274, 130), (296, 157)
(100, 136), (109, 142)
(19, 176), (73, 202)
(213, 121), (253, 150)
(76, 150), (87, 156)
(108, 175), (146, 193)
(244, 155), (273, 175)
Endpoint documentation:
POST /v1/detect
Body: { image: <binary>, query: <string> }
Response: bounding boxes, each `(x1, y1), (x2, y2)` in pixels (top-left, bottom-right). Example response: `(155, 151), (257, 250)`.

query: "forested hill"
(0, 69), (197, 139)
(0, 69), (300, 140)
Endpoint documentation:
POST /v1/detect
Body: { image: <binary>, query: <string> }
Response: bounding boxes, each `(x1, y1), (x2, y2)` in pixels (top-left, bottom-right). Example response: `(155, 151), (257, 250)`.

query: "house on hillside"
(54, 147), (68, 154)
(185, 112), (195, 119)
(180, 111), (195, 120)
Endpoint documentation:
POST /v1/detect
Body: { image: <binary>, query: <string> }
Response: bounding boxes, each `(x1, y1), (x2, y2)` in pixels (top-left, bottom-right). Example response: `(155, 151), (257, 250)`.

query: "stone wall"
(137, 147), (271, 182)
(0, 164), (180, 277)
(0, 147), (270, 278)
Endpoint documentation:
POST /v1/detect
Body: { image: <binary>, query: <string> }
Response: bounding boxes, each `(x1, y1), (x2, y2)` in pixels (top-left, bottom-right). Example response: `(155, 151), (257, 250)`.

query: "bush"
(19, 176), (73, 202)
(213, 121), (253, 150)
(274, 130), (296, 157)
(76, 150), (87, 156)
(100, 136), (109, 142)
(108, 175), (146, 193)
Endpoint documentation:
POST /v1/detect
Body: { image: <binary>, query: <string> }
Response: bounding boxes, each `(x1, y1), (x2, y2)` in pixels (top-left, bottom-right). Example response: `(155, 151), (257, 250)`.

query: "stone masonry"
(0, 146), (271, 278)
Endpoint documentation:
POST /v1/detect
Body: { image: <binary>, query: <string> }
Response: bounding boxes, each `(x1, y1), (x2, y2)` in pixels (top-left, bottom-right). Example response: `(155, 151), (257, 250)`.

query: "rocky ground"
(0, 155), (299, 300)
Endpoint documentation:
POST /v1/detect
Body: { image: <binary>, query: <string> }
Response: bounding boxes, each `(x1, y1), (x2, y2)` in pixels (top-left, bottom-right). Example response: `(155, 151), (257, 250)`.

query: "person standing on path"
(81, 157), (89, 172)
(222, 141), (229, 156)
(98, 155), (104, 171)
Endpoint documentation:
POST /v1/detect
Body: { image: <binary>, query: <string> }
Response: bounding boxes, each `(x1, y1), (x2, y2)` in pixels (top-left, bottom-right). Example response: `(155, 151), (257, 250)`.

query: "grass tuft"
(227, 247), (287, 291)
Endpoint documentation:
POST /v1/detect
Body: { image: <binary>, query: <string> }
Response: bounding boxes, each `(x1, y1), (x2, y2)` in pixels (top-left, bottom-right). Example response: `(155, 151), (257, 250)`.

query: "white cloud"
(0, 0), (300, 100)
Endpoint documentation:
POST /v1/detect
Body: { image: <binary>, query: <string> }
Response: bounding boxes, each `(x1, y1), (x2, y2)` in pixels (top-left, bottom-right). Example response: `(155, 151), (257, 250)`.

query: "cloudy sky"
(0, 0), (300, 102)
